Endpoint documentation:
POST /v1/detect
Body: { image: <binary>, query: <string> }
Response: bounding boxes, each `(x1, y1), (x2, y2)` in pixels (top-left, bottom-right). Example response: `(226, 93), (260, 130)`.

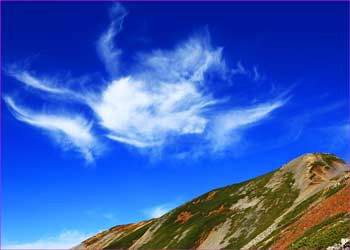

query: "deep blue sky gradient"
(2, 1), (349, 245)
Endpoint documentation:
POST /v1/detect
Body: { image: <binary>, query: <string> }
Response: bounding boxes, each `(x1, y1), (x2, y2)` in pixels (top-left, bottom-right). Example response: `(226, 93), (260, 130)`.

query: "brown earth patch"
(310, 174), (324, 184)
(312, 165), (325, 175)
(191, 190), (218, 205)
(175, 211), (193, 223)
(308, 165), (332, 184)
(208, 204), (225, 216)
(204, 190), (218, 201)
(192, 199), (201, 205)
(270, 182), (350, 249)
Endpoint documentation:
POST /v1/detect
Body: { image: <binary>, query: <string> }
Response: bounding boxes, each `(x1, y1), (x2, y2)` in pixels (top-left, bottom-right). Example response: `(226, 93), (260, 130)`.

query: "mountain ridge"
(74, 153), (350, 250)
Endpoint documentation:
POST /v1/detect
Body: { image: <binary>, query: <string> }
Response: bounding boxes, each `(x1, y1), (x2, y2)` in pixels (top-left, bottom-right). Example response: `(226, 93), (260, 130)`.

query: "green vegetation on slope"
(81, 153), (348, 250)
(324, 179), (347, 198)
(227, 172), (299, 249)
(103, 171), (300, 249)
(257, 178), (349, 249)
(141, 180), (246, 248)
(309, 160), (326, 171)
(309, 153), (345, 172)
(141, 172), (278, 248)
(288, 212), (350, 249)
(278, 190), (323, 229)
(255, 190), (324, 249)
(321, 153), (346, 165)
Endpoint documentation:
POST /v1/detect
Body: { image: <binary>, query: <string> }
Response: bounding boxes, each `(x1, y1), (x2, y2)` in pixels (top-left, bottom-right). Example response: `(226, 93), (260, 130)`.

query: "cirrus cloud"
(3, 3), (288, 162)
(208, 100), (286, 151)
(4, 96), (99, 162)
(92, 77), (216, 148)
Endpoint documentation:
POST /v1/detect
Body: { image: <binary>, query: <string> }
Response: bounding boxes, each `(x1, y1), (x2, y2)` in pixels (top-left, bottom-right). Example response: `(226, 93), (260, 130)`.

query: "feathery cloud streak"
(208, 100), (286, 151)
(144, 203), (176, 219)
(3, 3), (288, 161)
(97, 3), (127, 78)
(4, 96), (98, 162)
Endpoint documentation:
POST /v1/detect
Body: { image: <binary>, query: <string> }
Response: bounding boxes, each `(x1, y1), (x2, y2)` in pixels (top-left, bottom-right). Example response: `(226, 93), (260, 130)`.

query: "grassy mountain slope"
(74, 153), (349, 249)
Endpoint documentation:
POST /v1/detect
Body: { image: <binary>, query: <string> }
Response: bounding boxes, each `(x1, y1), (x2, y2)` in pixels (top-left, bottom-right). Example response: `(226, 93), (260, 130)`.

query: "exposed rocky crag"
(74, 153), (350, 250)
(327, 238), (350, 250)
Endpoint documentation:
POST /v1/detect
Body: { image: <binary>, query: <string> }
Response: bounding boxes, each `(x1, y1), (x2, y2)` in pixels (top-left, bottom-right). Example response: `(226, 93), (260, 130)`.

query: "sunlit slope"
(74, 153), (349, 250)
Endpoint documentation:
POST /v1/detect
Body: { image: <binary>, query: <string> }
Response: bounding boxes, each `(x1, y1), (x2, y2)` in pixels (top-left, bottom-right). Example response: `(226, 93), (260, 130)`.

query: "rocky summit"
(74, 153), (350, 250)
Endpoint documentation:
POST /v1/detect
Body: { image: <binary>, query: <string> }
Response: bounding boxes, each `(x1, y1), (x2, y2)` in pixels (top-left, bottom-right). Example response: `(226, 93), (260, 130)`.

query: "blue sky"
(2, 1), (349, 248)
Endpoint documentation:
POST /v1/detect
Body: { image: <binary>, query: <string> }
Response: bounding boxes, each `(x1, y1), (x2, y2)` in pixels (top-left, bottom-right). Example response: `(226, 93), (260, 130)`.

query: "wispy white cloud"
(4, 96), (99, 162)
(252, 66), (264, 82)
(208, 100), (286, 151)
(136, 30), (226, 83)
(309, 121), (350, 152)
(97, 3), (127, 77)
(92, 77), (215, 148)
(102, 213), (117, 221)
(3, 229), (92, 249)
(5, 68), (67, 95)
(231, 62), (265, 82)
(231, 61), (247, 76)
(144, 203), (175, 219)
(3, 3), (288, 160)
(84, 209), (118, 222)
(4, 66), (95, 105)
(91, 29), (232, 149)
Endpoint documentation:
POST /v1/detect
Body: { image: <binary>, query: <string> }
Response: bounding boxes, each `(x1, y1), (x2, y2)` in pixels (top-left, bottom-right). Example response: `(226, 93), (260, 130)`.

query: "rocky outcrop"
(327, 238), (350, 250)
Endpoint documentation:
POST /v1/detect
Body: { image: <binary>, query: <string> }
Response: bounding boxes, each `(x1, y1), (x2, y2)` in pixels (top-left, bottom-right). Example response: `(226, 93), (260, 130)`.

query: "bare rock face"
(74, 153), (350, 250)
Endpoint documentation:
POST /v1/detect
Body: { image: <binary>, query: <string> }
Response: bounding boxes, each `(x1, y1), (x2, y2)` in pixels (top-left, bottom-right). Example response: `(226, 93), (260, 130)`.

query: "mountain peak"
(75, 153), (349, 250)
(279, 153), (347, 202)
